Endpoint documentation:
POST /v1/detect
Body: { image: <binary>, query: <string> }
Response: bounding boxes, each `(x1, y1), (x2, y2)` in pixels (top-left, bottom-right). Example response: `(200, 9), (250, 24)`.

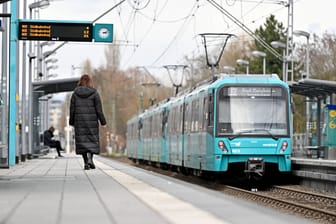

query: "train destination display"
(18, 21), (93, 42)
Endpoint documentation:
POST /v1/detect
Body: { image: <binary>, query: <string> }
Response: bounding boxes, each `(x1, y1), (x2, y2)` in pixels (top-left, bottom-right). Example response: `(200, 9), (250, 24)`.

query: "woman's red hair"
(78, 74), (94, 88)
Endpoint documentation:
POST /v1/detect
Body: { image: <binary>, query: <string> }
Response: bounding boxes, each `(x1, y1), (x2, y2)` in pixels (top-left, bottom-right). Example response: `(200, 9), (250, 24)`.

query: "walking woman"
(69, 74), (107, 170)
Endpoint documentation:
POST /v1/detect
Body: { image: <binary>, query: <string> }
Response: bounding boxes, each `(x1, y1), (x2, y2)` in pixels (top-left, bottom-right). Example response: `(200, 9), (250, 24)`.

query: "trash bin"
(305, 146), (319, 158)
(318, 146), (328, 159)
(328, 147), (336, 160)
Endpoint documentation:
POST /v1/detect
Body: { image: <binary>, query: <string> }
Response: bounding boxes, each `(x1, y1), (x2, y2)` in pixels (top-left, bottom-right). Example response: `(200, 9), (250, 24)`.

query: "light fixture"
(270, 41), (286, 49)
(293, 30), (310, 38)
(271, 41), (287, 81)
(45, 58), (58, 64)
(29, 0), (50, 10)
(223, 66), (235, 74)
(236, 59), (249, 74)
(46, 65), (58, 71)
(293, 30), (310, 79)
(40, 41), (55, 47)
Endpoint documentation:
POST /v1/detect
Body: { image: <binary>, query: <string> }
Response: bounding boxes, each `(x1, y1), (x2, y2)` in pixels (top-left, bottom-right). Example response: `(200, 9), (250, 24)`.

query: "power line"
(150, 2), (200, 65)
(45, 0), (128, 58)
(206, 0), (282, 59)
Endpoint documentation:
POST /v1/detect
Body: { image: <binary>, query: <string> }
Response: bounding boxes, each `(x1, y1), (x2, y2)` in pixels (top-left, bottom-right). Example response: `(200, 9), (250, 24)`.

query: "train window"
(162, 111), (167, 138)
(208, 93), (214, 127)
(217, 86), (289, 136)
(157, 114), (160, 136)
(202, 97), (208, 131)
(144, 119), (148, 138)
(184, 103), (188, 133)
(198, 97), (203, 131)
(153, 115), (157, 137)
(191, 100), (199, 132)
(149, 117), (153, 137)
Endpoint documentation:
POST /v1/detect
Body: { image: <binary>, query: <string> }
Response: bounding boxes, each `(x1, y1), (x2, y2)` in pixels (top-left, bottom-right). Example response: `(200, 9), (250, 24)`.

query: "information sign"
(18, 20), (93, 42)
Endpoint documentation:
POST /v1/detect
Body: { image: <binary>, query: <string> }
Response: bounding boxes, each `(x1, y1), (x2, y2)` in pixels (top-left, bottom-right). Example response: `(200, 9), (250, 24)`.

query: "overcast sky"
(27, 0), (336, 79)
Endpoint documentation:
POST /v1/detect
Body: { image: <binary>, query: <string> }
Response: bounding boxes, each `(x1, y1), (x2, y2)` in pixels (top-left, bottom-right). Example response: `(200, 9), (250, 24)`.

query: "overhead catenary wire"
(119, 0), (168, 67)
(206, 0), (282, 59)
(44, 0), (128, 59)
(150, 2), (200, 66)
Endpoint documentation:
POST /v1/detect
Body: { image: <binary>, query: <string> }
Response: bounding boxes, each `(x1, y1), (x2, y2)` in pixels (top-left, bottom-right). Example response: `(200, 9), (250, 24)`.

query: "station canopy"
(32, 77), (80, 96)
(288, 78), (336, 98)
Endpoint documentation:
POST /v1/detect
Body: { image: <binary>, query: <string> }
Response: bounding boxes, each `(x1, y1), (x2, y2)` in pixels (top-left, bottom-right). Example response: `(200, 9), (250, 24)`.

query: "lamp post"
(294, 30), (311, 146)
(252, 50), (266, 75)
(293, 30), (310, 79)
(39, 43), (55, 79)
(29, 0), (49, 10)
(236, 59), (249, 74)
(27, 0), (50, 158)
(44, 58), (58, 64)
(0, 5), (7, 155)
(44, 58), (58, 77)
(271, 41), (287, 82)
(29, 2), (51, 80)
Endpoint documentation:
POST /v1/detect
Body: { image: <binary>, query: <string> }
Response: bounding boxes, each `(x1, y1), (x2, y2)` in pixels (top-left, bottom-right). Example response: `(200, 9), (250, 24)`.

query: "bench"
(305, 146), (328, 159)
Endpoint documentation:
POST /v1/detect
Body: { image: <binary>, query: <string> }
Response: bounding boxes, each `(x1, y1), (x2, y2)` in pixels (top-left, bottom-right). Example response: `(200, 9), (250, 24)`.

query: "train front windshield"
(217, 86), (289, 137)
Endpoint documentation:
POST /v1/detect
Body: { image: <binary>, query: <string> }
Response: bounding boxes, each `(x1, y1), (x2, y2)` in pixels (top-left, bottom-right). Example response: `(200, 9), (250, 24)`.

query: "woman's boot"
(82, 154), (89, 170)
(87, 152), (95, 169)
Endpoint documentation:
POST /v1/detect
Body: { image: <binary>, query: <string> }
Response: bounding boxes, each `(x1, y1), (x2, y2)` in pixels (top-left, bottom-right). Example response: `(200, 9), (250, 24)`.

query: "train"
(126, 74), (293, 180)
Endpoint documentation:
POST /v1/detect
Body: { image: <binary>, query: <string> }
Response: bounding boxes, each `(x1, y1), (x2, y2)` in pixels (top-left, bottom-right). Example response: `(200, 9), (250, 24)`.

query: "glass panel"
(217, 86), (288, 137)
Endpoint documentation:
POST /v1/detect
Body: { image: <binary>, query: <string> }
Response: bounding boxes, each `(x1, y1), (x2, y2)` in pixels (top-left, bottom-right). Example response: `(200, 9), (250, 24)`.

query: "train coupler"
(244, 158), (265, 177)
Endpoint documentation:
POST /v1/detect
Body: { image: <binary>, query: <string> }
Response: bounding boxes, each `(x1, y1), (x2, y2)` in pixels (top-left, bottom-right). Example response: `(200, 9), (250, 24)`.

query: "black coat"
(69, 86), (106, 155)
(43, 130), (54, 146)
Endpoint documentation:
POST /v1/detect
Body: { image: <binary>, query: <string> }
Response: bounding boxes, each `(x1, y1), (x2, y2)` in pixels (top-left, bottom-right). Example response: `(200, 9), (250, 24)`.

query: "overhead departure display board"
(18, 20), (93, 42)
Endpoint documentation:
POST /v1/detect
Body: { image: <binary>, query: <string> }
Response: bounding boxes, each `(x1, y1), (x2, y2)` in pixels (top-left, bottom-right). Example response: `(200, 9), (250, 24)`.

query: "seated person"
(44, 126), (64, 157)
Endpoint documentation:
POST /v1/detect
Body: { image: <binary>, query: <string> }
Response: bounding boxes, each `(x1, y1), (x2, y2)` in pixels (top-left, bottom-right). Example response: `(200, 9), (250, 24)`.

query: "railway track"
(110, 156), (336, 223)
(221, 185), (336, 224)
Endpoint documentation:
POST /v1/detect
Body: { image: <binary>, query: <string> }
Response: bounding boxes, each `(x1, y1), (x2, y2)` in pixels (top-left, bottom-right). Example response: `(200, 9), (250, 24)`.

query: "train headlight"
(218, 141), (228, 153)
(280, 141), (288, 153)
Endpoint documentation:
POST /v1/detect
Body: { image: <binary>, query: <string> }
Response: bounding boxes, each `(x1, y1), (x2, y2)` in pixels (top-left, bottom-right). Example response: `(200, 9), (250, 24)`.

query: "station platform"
(291, 157), (336, 192)
(0, 152), (314, 224)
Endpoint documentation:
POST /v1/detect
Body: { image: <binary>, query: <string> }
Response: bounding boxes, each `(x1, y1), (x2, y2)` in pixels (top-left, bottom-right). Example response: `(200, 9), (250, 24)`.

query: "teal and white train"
(127, 74), (292, 179)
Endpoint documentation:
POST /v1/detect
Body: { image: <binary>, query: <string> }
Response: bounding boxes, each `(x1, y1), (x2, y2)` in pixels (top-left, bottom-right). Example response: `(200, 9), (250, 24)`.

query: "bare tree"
(104, 43), (120, 72)
(308, 32), (336, 80)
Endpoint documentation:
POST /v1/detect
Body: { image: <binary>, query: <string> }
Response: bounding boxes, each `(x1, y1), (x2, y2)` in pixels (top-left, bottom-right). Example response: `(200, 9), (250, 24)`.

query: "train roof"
(128, 73), (287, 120)
(208, 73), (284, 87)
(181, 73), (286, 97)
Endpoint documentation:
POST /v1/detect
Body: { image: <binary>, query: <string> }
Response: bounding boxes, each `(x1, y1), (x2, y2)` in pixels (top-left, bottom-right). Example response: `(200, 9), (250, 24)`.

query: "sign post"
(18, 20), (93, 42)
(9, 0), (17, 166)
(18, 20), (113, 43)
(7, 18), (113, 166)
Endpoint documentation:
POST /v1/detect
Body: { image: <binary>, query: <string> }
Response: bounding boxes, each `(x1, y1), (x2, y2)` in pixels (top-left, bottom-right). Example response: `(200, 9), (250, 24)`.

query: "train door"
(143, 116), (152, 161)
(160, 109), (168, 164)
(184, 100), (192, 167)
(151, 113), (159, 162)
(168, 105), (178, 165)
(179, 103), (184, 166)
(206, 91), (215, 169)
(191, 99), (200, 169)
(198, 96), (206, 168)
(137, 119), (143, 160)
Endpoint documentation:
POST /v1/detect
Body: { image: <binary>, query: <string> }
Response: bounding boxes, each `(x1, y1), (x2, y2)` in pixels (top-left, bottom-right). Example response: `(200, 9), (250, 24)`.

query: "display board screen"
(18, 21), (92, 42)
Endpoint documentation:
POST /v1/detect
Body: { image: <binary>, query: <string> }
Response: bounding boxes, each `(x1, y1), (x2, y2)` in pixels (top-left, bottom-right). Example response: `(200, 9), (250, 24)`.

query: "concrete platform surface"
(0, 153), (315, 224)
